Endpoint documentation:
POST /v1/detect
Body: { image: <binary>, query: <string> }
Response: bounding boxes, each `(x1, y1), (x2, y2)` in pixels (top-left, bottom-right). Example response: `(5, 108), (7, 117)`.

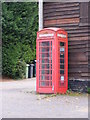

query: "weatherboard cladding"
(43, 2), (89, 80)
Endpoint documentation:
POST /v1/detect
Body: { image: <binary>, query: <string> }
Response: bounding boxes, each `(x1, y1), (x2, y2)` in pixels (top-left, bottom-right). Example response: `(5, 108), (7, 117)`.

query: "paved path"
(0, 78), (88, 118)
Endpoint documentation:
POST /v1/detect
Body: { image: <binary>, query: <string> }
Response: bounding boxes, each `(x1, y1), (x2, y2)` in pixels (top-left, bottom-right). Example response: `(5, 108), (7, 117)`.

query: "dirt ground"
(0, 77), (88, 118)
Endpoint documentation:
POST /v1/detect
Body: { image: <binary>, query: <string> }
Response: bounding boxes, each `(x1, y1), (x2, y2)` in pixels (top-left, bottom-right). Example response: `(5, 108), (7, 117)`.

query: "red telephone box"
(36, 28), (68, 94)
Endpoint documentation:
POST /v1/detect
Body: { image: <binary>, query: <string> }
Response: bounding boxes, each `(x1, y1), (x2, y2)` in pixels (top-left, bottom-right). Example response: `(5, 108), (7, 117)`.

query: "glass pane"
(59, 42), (66, 87)
(42, 64), (45, 69)
(41, 76), (45, 80)
(60, 70), (64, 74)
(41, 59), (49, 63)
(41, 81), (46, 86)
(39, 64), (52, 69)
(60, 47), (64, 52)
(39, 41), (52, 87)
(60, 65), (64, 69)
(40, 81), (49, 86)
(39, 41), (50, 46)
(60, 59), (64, 63)
(60, 42), (64, 46)
(60, 53), (64, 58)
(41, 70), (50, 74)
(41, 75), (52, 80)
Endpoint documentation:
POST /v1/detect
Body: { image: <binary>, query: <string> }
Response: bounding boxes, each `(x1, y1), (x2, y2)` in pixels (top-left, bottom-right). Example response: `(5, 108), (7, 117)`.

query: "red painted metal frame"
(36, 39), (54, 93)
(36, 28), (68, 94)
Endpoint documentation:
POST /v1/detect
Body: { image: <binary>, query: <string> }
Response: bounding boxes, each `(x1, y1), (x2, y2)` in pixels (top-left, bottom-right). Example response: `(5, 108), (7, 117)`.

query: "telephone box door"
(37, 40), (54, 93)
(58, 40), (68, 93)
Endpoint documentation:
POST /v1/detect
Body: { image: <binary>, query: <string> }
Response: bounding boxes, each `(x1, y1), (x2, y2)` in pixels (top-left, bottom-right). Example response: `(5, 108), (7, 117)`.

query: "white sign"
(39, 34), (54, 37)
(61, 76), (64, 81)
(57, 34), (66, 38)
(60, 48), (64, 52)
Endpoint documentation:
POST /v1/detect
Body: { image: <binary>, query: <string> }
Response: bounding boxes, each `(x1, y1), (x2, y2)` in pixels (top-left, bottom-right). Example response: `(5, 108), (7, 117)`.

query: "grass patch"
(66, 90), (82, 96)
(42, 94), (57, 99)
(87, 88), (90, 94)
(36, 90), (83, 100)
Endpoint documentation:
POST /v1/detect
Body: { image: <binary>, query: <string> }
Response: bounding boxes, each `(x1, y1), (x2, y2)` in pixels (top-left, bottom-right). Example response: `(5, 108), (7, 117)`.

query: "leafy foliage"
(2, 2), (38, 79)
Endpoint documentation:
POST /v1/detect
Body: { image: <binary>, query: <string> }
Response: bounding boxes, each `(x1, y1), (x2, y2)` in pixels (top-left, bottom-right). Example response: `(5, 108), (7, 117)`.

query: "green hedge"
(2, 2), (38, 79)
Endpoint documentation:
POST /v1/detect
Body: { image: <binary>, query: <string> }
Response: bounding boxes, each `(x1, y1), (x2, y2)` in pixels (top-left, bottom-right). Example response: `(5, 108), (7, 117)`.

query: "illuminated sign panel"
(57, 34), (66, 38)
(39, 34), (54, 37)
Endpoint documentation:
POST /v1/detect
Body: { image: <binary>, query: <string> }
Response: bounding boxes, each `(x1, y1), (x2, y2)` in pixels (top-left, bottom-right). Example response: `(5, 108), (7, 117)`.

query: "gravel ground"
(0, 78), (88, 118)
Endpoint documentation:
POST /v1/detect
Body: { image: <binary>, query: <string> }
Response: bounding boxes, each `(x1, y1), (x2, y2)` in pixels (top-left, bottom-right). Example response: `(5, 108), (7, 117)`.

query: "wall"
(43, 2), (89, 81)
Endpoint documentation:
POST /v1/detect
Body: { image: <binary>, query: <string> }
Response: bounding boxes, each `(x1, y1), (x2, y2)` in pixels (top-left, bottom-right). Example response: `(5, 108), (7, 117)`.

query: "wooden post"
(39, 0), (43, 30)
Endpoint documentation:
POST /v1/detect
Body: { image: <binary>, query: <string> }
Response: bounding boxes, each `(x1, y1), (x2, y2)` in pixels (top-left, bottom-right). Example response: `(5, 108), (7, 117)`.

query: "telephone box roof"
(42, 27), (65, 32)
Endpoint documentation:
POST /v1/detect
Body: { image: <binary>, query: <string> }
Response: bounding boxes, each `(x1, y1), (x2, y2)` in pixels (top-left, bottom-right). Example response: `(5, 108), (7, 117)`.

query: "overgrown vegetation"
(2, 2), (38, 79)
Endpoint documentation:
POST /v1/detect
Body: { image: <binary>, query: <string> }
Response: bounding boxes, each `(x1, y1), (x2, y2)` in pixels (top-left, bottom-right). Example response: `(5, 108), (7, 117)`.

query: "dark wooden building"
(43, 2), (90, 92)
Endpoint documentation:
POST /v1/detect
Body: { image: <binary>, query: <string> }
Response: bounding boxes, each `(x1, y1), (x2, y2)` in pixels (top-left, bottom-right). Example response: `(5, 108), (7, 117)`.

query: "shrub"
(2, 2), (38, 79)
(15, 61), (26, 79)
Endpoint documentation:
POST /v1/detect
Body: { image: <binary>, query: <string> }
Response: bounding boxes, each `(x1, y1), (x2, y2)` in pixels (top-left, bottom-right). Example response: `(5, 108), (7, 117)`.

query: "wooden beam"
(39, 0), (43, 30)
(44, 18), (79, 26)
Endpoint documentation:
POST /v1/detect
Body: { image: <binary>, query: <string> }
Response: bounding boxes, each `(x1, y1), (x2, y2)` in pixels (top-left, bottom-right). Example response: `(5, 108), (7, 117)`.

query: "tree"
(2, 2), (38, 79)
